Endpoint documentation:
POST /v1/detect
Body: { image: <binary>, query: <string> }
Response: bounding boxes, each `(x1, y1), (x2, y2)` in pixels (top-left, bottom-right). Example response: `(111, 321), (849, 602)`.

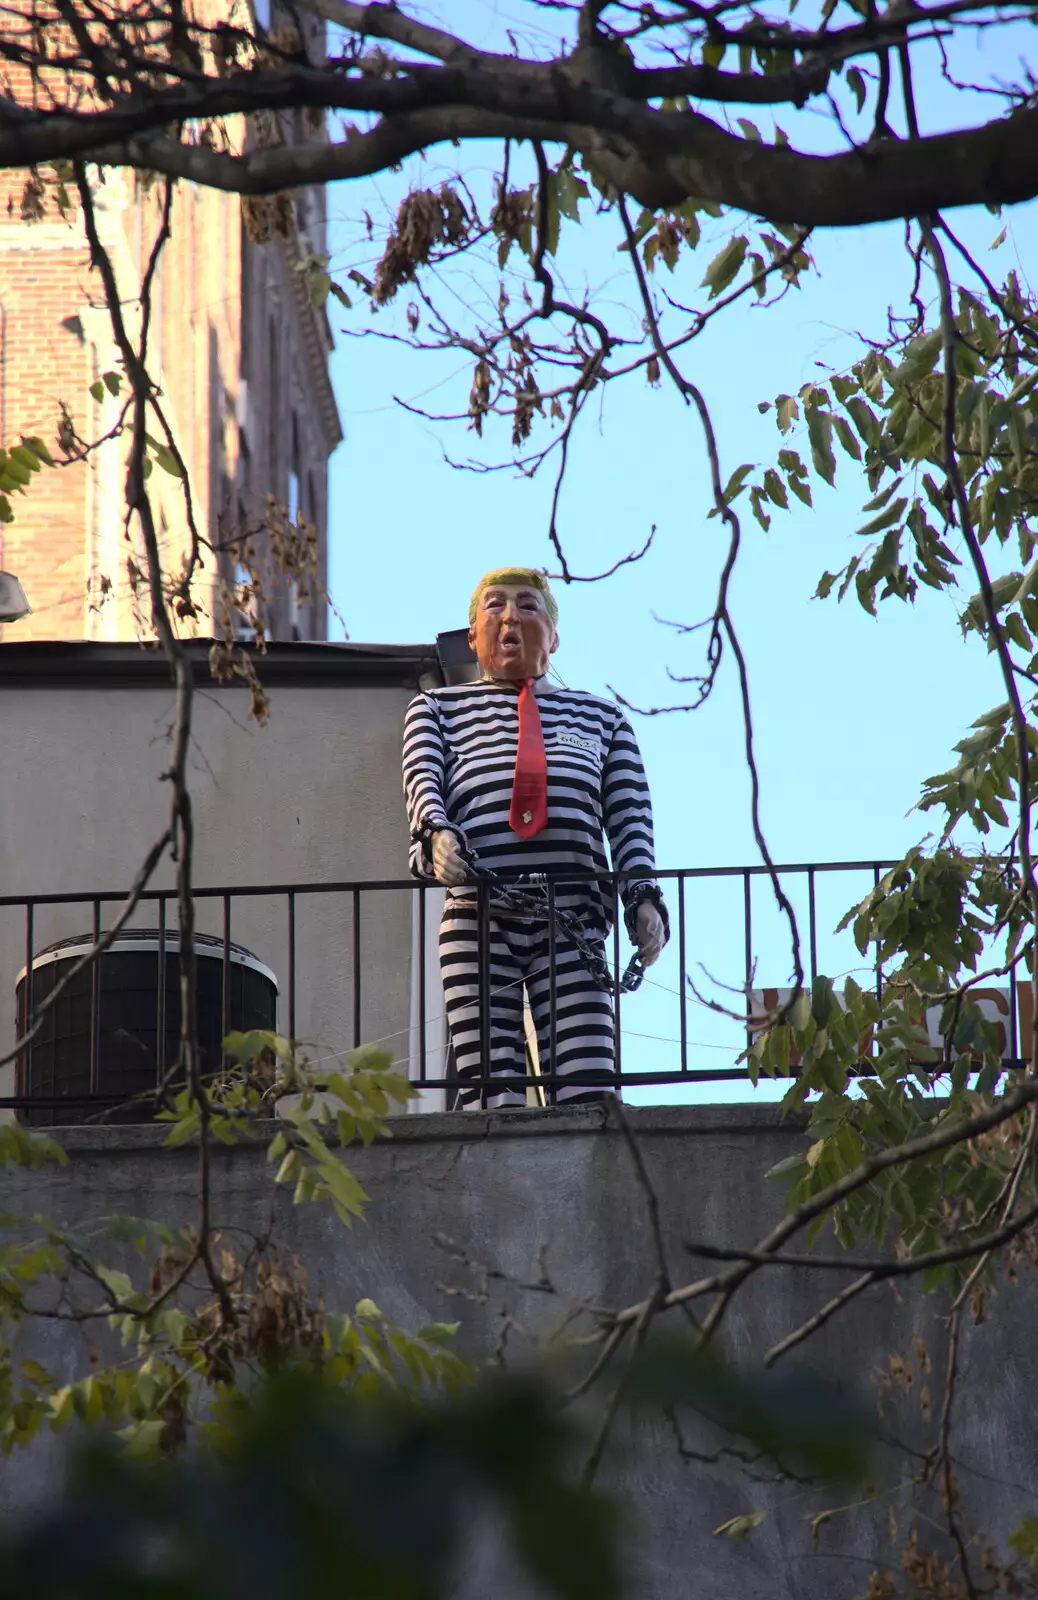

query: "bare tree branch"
(0, 51), (1035, 226)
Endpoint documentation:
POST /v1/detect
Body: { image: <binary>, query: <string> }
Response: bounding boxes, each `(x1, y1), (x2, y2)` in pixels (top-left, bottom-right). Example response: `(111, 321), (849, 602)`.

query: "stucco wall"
(0, 1103), (1032, 1599)
(0, 661), (429, 1099)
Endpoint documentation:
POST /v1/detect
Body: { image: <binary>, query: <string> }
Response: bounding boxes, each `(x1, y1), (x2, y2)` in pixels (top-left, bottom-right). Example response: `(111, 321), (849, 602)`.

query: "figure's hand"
(431, 829), (468, 887)
(635, 903), (665, 967)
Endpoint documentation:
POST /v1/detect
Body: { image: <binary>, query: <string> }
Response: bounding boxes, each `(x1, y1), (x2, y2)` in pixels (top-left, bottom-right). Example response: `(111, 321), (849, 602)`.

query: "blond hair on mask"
(468, 567), (558, 626)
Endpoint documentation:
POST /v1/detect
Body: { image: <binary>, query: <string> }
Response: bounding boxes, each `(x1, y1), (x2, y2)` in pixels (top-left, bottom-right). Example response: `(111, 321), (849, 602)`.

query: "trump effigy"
(402, 566), (668, 1108)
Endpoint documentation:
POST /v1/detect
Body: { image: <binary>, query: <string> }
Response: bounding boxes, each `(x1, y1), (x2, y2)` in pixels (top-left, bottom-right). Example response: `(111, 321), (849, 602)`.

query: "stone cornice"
(282, 225), (343, 454)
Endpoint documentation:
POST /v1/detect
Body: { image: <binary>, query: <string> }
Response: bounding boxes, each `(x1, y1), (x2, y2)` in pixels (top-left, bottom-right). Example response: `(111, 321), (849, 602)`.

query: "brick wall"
(0, 221), (92, 638)
(0, 0), (342, 645)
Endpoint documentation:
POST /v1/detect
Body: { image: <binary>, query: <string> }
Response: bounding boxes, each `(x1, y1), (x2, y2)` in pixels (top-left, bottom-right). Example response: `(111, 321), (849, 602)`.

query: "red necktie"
(509, 678), (548, 839)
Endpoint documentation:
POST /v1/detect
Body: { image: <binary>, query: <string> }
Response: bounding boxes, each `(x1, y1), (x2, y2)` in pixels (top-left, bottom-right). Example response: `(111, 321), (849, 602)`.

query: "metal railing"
(1, 860), (1028, 1119)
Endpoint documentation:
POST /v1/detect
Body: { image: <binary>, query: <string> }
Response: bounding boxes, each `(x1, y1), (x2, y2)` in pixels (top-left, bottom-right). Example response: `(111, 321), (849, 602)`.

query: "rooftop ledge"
(0, 639), (439, 690)
(25, 1101), (808, 1157)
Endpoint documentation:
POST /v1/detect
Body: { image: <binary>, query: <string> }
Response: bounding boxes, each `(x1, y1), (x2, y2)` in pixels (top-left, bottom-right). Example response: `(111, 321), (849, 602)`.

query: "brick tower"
(0, 2), (342, 644)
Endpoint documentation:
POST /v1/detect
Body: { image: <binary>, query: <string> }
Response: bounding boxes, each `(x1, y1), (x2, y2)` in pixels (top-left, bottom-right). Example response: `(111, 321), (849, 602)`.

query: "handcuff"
(429, 830), (648, 995)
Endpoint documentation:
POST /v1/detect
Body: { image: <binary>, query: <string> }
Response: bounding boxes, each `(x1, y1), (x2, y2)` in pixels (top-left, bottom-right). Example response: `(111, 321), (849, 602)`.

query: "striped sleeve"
(402, 694), (452, 879)
(602, 713), (670, 941)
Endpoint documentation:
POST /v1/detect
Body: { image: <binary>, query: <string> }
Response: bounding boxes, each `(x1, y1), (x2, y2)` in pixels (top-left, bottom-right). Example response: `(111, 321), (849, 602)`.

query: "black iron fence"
(1, 861), (1029, 1121)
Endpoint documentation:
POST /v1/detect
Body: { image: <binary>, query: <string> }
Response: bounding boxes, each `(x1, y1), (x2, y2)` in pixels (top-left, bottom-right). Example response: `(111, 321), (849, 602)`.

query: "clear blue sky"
(322, 3), (1037, 1100)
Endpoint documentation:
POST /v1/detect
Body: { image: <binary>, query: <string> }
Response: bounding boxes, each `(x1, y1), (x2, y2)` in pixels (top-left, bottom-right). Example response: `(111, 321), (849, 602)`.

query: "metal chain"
(455, 846), (646, 995)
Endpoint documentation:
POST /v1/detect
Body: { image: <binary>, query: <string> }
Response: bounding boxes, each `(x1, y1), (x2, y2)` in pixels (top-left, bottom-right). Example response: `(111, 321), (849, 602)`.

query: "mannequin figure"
(402, 567), (668, 1108)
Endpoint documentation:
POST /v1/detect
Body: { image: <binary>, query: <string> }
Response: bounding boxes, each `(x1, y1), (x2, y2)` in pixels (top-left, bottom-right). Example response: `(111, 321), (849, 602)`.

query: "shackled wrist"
(624, 886), (670, 945)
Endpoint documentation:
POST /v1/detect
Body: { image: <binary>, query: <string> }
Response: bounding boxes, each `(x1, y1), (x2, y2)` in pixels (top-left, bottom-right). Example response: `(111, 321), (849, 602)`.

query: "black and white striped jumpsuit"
(402, 679), (668, 1107)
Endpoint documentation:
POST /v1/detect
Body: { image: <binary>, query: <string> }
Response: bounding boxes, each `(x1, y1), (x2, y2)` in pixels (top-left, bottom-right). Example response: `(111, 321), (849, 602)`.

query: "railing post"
(547, 879), (558, 1107)
(352, 887), (362, 1050)
(287, 892), (296, 1044)
(221, 894), (231, 1069)
(418, 886), (427, 1084)
(678, 872), (688, 1075)
(873, 863), (883, 1002)
(156, 897), (167, 1089)
(477, 878), (491, 1110)
(89, 899), (101, 1097)
(743, 870), (753, 1057)
(23, 900), (34, 1100)
(613, 879), (622, 1087)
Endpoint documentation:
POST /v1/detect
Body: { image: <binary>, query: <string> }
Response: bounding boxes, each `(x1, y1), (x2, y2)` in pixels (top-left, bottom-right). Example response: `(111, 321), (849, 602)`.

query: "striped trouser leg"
(524, 937), (618, 1105)
(439, 905), (528, 1110)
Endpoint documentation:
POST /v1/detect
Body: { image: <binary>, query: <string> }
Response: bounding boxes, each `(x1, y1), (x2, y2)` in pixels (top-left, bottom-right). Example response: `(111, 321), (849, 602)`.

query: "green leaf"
(347, 1044), (395, 1075)
(714, 1511), (766, 1541)
(702, 38), (726, 67)
(843, 396), (878, 446)
(806, 409), (836, 485)
(417, 1321), (461, 1346)
(855, 566), (877, 616)
(306, 267), (331, 307)
(543, 176), (561, 257)
(145, 434), (185, 479)
(767, 1152), (805, 1180)
(776, 394), (799, 434)
(553, 166), (589, 223)
(1005, 611), (1031, 651)
(21, 434), (55, 466)
(94, 1264), (134, 1304)
(275, 1149), (303, 1185)
(861, 475), (904, 514)
(1, 452), (32, 487)
(763, 467), (788, 508)
(162, 1109), (200, 1148)
(117, 1418), (167, 1459)
(857, 498), (907, 537)
(749, 485), (771, 531)
(48, 1385), (75, 1429)
(721, 462), (754, 505)
(9, 445), (42, 474)
(1009, 1516), (1038, 1565)
(846, 65), (866, 112)
(890, 328), (942, 389)
(701, 235), (748, 300)
(832, 414), (862, 462)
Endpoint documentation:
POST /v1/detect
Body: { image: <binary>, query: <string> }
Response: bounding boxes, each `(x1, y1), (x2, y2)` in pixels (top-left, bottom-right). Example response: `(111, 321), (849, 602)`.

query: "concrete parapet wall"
(0, 1102), (1033, 1598)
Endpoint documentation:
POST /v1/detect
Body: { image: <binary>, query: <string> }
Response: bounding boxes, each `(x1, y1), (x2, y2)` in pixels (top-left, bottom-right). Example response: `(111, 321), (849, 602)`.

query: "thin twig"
(764, 1271), (878, 1366)
(688, 1193), (1038, 1278)
(75, 164), (235, 1331)
(606, 1074), (1038, 1333)
(615, 191), (803, 1052)
(932, 1309), (980, 1600)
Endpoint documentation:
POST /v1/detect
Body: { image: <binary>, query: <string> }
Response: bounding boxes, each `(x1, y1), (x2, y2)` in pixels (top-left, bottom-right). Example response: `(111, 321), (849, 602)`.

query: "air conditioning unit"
(0, 572), (31, 624)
